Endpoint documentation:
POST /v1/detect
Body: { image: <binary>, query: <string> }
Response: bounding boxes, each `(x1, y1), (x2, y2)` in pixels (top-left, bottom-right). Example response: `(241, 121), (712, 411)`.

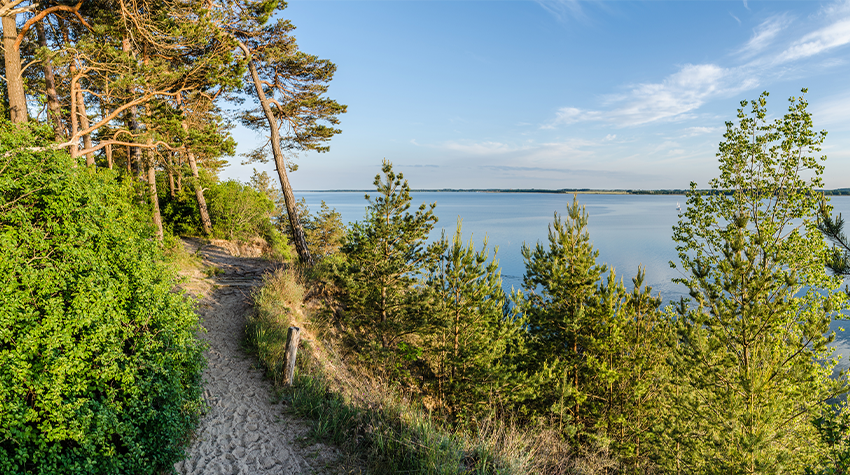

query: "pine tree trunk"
(76, 85), (93, 165)
(122, 37), (141, 174)
(167, 154), (176, 198)
(36, 21), (63, 140)
(129, 106), (141, 175)
(68, 58), (92, 163)
(181, 120), (212, 235)
(69, 72), (79, 159)
(100, 100), (113, 168)
(2, 15), (26, 124)
(147, 140), (163, 241)
(187, 152), (212, 235)
(240, 43), (313, 265)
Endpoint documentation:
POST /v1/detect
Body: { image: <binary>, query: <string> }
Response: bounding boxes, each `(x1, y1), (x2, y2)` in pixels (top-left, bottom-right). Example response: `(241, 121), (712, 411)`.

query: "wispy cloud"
(737, 15), (792, 58)
(681, 126), (724, 137)
(542, 2), (850, 129)
(441, 141), (521, 155)
(543, 107), (602, 128)
(812, 91), (850, 129)
(533, 0), (586, 23)
(546, 63), (755, 128)
(606, 63), (748, 126)
(482, 165), (650, 180)
(730, 12), (741, 26)
(779, 17), (850, 62)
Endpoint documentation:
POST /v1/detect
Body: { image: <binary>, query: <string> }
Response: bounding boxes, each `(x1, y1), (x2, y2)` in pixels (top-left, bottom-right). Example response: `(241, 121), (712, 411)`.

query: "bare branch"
(14, 2), (90, 52)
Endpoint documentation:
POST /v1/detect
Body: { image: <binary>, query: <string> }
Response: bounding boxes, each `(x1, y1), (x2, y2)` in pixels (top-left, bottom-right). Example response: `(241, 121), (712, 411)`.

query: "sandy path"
(174, 239), (342, 475)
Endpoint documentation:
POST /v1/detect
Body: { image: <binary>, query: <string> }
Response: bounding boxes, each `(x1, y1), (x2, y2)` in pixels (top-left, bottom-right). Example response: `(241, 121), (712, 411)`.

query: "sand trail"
(174, 239), (342, 475)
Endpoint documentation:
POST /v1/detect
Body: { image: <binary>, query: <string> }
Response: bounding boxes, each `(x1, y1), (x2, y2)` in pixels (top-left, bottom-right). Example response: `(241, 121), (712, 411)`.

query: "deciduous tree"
(663, 90), (847, 473)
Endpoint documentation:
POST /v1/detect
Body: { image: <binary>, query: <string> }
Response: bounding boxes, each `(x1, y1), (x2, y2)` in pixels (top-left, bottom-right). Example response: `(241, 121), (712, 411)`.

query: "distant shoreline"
(296, 188), (850, 196)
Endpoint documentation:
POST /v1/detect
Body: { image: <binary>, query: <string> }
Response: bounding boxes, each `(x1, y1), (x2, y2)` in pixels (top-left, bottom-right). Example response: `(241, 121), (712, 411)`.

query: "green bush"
(206, 179), (275, 241)
(0, 122), (205, 474)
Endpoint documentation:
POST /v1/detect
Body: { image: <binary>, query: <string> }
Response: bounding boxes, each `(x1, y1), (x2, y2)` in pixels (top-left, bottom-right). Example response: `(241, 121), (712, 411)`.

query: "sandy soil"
(173, 239), (344, 475)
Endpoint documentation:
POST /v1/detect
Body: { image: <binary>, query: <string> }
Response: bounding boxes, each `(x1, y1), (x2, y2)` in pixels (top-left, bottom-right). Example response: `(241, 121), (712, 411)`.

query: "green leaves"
(515, 195), (669, 469)
(663, 90), (847, 474)
(0, 122), (204, 473)
(425, 220), (524, 420)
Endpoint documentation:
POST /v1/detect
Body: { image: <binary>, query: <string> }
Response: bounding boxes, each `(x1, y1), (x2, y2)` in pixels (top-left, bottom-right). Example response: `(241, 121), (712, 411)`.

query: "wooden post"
(282, 326), (301, 386)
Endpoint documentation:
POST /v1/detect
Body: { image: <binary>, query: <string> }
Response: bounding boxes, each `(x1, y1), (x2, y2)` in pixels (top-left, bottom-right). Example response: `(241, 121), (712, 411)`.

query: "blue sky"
(223, 0), (850, 190)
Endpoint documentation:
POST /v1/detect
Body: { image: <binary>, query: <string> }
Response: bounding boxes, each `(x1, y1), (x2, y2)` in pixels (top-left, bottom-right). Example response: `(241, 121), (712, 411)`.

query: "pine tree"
(517, 195), (671, 465)
(516, 195), (612, 439)
(223, 0), (347, 264)
(663, 90), (848, 473)
(337, 160), (440, 371)
(818, 204), (850, 277)
(426, 221), (524, 420)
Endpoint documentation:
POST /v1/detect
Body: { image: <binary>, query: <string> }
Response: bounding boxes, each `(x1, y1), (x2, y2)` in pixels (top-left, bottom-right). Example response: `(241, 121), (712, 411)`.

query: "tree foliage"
(425, 222), (524, 420)
(0, 121), (205, 473)
(516, 195), (669, 470)
(337, 160), (440, 366)
(663, 90), (847, 473)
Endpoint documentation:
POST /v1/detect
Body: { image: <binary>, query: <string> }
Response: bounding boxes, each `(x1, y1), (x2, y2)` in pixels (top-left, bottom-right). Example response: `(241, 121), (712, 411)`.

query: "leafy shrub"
(207, 179), (275, 241)
(159, 174), (293, 260)
(0, 122), (205, 474)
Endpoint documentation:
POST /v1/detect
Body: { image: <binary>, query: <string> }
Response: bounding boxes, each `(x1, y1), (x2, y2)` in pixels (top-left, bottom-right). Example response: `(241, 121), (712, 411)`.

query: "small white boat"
(676, 202), (681, 211)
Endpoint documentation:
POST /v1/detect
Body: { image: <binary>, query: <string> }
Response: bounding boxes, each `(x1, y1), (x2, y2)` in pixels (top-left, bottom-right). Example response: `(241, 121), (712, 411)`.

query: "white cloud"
(737, 15), (791, 58)
(441, 141), (520, 155)
(533, 0), (586, 23)
(812, 92), (850, 129)
(730, 12), (741, 26)
(779, 18), (850, 62)
(681, 126), (724, 137)
(545, 62), (762, 129)
(606, 64), (757, 126)
(654, 140), (681, 153)
(544, 107), (603, 128)
(542, 1), (850, 131)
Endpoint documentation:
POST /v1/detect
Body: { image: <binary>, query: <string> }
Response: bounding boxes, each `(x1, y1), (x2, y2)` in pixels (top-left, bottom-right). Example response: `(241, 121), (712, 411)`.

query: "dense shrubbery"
(0, 122), (205, 474)
(159, 173), (292, 259)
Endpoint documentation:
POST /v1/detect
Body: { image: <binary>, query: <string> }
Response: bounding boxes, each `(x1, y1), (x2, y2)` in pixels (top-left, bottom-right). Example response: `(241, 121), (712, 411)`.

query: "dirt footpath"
(174, 239), (343, 475)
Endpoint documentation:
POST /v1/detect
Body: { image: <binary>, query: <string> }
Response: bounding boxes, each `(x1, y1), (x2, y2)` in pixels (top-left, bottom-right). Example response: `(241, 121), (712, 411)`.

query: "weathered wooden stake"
(282, 326), (301, 386)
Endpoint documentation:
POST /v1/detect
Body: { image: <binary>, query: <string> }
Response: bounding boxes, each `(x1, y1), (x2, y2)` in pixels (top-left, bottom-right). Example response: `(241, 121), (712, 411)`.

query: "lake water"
(298, 191), (850, 368)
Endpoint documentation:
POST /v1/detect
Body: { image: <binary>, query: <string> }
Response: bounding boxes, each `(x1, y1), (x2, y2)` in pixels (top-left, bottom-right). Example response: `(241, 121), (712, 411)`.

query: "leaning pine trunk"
(239, 42), (313, 264)
(36, 21), (64, 140)
(2, 15), (26, 124)
(146, 139), (164, 241)
(180, 120), (212, 235)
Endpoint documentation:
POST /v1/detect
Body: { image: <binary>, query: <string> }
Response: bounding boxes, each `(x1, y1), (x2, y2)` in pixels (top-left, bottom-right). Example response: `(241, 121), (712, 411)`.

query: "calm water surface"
(299, 192), (850, 367)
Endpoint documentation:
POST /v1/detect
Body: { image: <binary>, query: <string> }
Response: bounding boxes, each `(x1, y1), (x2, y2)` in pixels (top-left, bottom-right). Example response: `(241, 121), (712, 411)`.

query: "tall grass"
(248, 266), (617, 474)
